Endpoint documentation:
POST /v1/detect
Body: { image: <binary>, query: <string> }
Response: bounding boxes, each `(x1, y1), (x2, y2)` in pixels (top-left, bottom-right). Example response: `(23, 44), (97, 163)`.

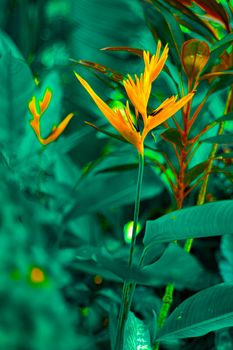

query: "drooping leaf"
(210, 72), (233, 93)
(71, 58), (124, 82)
(157, 0), (218, 40)
(96, 163), (138, 174)
(84, 121), (126, 143)
(201, 70), (233, 81)
(203, 135), (233, 145)
(75, 243), (215, 290)
(143, 0), (184, 67)
(102, 46), (145, 58)
(184, 161), (208, 185)
(123, 312), (152, 350)
(157, 283), (233, 341)
(193, 0), (231, 32)
(144, 200), (233, 246)
(207, 33), (233, 68)
(215, 111), (233, 123)
(0, 31), (35, 146)
(161, 128), (183, 148)
(64, 155), (163, 218)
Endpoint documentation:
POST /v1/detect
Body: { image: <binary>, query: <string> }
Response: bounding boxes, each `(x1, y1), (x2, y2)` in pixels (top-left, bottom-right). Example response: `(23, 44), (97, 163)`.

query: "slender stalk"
(114, 153), (144, 350)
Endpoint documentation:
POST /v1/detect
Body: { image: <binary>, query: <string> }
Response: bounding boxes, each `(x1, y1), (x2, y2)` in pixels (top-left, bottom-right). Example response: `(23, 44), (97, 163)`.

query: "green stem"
(114, 153), (144, 350)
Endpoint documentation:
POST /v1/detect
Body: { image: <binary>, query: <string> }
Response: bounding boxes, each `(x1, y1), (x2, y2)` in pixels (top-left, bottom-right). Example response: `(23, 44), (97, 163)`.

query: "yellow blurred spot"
(94, 275), (103, 285)
(30, 267), (45, 283)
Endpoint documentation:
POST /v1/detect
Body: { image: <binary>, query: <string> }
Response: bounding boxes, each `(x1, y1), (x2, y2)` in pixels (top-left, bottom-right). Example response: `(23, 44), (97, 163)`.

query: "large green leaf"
(64, 151), (163, 219)
(157, 283), (233, 340)
(0, 31), (35, 146)
(158, 0), (219, 41)
(207, 33), (233, 68)
(203, 135), (233, 145)
(144, 200), (233, 246)
(143, 0), (184, 67)
(123, 312), (152, 350)
(75, 243), (215, 289)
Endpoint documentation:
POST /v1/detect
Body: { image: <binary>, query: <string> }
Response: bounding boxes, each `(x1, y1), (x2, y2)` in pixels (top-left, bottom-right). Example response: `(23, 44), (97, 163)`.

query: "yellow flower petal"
(75, 72), (144, 154)
(39, 88), (52, 114)
(28, 89), (74, 145)
(41, 113), (74, 145)
(123, 73), (150, 121)
(143, 42), (169, 83)
(142, 92), (194, 141)
(75, 72), (122, 130)
(29, 119), (41, 140)
(28, 96), (40, 119)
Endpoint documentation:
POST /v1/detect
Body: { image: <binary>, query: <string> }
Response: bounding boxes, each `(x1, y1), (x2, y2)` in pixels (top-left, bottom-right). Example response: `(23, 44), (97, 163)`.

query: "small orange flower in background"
(30, 267), (45, 284)
(75, 41), (194, 156)
(28, 88), (74, 145)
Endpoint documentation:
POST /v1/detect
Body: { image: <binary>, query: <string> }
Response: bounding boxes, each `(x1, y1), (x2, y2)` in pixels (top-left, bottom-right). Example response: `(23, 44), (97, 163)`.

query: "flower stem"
(114, 153), (144, 350)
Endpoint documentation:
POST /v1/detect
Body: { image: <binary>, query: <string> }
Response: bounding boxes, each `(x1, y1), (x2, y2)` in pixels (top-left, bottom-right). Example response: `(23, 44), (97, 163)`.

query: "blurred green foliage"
(0, 0), (233, 349)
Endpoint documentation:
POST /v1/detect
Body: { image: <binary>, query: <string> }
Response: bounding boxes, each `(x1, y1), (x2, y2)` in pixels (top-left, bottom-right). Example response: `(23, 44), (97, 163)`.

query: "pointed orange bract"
(28, 88), (74, 145)
(143, 42), (169, 83)
(142, 93), (194, 141)
(75, 72), (143, 154)
(75, 41), (194, 155)
(123, 42), (169, 122)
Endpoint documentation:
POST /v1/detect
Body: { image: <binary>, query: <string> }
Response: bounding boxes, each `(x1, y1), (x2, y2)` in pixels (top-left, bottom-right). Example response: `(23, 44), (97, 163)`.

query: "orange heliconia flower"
(75, 42), (194, 155)
(28, 88), (74, 145)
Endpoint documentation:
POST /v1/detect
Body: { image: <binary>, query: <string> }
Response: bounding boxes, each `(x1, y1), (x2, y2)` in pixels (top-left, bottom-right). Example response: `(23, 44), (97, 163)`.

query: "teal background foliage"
(0, 0), (233, 349)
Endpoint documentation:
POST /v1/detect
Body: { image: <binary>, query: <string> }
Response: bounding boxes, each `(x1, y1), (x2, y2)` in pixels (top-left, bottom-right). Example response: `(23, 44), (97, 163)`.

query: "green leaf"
(207, 33), (233, 68)
(161, 128), (183, 148)
(64, 155), (163, 218)
(184, 161), (208, 185)
(0, 32), (35, 145)
(144, 0), (184, 67)
(71, 58), (124, 82)
(157, 0), (218, 41)
(75, 244), (214, 290)
(102, 46), (145, 58)
(215, 329), (233, 350)
(203, 135), (233, 145)
(215, 111), (233, 123)
(138, 243), (212, 290)
(84, 121), (126, 143)
(157, 283), (233, 340)
(201, 70), (233, 81)
(123, 312), (152, 350)
(0, 29), (23, 59)
(96, 163), (138, 174)
(144, 200), (233, 246)
(219, 235), (233, 283)
(194, 0), (231, 32)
